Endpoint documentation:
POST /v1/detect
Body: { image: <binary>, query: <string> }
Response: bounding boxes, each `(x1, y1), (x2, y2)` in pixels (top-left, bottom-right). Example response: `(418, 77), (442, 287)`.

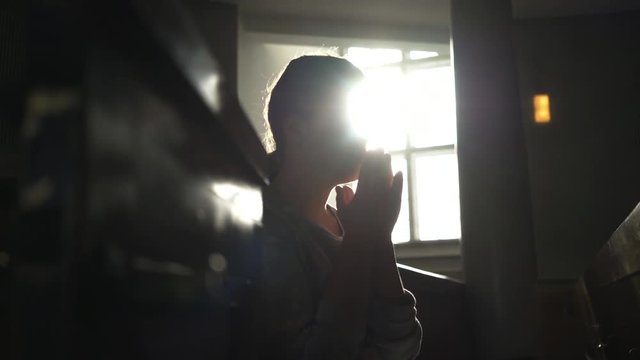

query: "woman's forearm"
(373, 234), (405, 300)
(319, 232), (376, 337)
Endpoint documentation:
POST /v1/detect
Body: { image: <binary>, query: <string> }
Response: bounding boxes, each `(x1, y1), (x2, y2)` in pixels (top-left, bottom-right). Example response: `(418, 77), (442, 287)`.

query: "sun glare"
(348, 76), (410, 151)
(347, 59), (457, 151)
(346, 48), (408, 151)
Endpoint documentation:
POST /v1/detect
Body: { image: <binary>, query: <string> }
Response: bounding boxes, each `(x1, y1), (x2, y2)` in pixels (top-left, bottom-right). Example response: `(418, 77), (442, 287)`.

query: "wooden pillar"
(451, 0), (540, 359)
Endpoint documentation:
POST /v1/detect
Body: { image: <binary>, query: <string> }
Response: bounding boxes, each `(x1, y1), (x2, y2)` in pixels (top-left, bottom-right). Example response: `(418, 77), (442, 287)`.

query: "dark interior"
(1, 0), (639, 359)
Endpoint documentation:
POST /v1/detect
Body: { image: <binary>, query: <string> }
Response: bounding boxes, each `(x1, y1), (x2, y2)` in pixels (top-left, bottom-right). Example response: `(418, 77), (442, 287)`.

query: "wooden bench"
(577, 202), (640, 359)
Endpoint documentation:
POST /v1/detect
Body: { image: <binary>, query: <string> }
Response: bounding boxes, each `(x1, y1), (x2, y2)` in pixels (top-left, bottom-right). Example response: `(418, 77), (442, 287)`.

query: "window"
(343, 47), (461, 243)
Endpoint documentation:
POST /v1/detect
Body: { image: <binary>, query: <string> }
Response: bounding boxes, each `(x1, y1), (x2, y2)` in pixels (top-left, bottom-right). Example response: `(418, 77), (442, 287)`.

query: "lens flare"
(347, 71), (410, 151)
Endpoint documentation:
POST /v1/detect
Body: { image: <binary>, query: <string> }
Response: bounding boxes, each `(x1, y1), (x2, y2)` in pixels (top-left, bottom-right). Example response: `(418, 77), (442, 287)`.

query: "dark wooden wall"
(514, 10), (640, 281)
(451, 0), (539, 358)
(8, 1), (266, 358)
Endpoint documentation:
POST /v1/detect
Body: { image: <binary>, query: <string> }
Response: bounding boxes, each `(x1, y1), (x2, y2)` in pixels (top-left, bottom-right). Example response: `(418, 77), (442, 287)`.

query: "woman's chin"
(325, 143), (365, 184)
(336, 160), (363, 184)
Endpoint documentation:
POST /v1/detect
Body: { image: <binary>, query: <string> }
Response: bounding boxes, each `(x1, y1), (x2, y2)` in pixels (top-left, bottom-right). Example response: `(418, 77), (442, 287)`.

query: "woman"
(255, 55), (422, 359)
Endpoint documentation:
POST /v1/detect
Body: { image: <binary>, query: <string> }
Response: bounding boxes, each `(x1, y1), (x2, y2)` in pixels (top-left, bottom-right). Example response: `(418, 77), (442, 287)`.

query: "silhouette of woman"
(255, 55), (422, 359)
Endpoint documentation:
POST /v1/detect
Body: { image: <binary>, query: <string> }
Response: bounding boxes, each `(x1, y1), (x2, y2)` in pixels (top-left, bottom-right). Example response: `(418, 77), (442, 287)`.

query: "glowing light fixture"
(534, 94), (551, 123)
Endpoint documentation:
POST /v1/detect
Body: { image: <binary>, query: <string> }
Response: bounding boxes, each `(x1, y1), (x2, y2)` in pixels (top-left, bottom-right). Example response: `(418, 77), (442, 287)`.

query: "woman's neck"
(271, 161), (340, 236)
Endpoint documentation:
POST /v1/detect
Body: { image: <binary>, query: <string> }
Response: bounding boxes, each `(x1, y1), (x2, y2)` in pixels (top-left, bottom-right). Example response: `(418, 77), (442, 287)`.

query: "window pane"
(414, 152), (461, 240)
(405, 66), (457, 148)
(391, 155), (410, 243)
(345, 47), (402, 68)
(408, 50), (439, 60)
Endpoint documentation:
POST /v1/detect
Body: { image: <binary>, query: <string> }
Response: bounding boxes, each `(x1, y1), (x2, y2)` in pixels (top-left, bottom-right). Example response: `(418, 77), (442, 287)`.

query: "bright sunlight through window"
(344, 47), (461, 243)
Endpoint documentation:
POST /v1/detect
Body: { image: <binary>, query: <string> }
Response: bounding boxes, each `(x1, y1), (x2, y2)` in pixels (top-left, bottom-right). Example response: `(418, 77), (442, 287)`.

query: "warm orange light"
(534, 94), (551, 123)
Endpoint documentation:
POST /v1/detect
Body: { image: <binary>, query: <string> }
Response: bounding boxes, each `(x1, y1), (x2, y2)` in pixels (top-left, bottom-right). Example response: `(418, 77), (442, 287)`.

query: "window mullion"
(388, 144), (455, 157)
(400, 49), (419, 242)
(406, 151), (420, 242)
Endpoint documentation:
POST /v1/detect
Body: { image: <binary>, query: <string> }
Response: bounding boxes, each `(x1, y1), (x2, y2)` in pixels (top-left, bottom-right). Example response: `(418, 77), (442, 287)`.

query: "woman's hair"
(263, 55), (363, 178)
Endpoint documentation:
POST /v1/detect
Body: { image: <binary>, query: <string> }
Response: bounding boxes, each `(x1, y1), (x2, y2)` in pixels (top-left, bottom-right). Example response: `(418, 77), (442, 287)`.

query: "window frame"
(341, 46), (460, 244)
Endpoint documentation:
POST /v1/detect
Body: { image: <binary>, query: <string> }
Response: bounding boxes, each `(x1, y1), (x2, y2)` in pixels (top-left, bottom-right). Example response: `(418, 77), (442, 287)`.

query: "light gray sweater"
(251, 188), (422, 359)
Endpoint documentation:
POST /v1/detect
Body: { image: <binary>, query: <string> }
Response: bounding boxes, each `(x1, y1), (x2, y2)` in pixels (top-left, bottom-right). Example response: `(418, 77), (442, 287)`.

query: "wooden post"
(451, 0), (540, 358)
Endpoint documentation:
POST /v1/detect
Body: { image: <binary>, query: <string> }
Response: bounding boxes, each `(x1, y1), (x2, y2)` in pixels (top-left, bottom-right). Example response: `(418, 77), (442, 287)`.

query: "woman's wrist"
(343, 226), (391, 241)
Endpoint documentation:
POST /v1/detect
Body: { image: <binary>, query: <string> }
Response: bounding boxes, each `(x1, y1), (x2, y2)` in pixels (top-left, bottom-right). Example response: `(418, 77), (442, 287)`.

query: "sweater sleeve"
(254, 199), (422, 359)
(252, 229), (367, 359)
(254, 246), (422, 359)
(306, 290), (423, 360)
(290, 297), (369, 359)
(361, 289), (423, 360)
(262, 291), (422, 360)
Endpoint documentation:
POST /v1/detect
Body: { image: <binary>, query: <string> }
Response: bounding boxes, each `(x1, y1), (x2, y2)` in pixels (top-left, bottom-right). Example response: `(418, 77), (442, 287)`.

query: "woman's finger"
(368, 152), (390, 196)
(355, 151), (379, 199)
(384, 153), (393, 188)
(387, 171), (404, 227)
(335, 186), (345, 213)
(343, 185), (355, 205)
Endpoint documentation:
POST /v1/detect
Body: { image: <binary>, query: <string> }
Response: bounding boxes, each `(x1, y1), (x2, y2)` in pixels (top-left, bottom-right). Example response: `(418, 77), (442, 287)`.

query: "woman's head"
(265, 55), (365, 183)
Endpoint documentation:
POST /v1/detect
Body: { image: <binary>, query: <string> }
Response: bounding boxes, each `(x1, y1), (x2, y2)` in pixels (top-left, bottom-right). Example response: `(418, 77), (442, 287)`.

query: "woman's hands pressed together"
(319, 151), (406, 343)
(336, 151), (407, 300)
(335, 151), (403, 239)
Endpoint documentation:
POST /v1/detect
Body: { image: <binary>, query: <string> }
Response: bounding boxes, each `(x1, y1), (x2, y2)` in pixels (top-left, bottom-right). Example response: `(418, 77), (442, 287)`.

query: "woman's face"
(295, 88), (366, 184)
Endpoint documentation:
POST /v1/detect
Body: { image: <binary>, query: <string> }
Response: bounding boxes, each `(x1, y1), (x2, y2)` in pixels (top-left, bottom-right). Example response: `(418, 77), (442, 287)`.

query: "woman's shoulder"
(260, 186), (340, 255)
(260, 187), (304, 241)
